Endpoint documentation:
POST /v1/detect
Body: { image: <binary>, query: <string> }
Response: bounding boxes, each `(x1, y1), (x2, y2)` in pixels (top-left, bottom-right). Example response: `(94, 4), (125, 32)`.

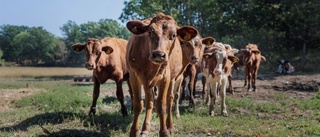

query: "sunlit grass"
(0, 67), (319, 136)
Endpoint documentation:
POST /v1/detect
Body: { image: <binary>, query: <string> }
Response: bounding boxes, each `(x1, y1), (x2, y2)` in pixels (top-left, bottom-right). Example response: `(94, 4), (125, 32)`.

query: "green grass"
(0, 67), (320, 136)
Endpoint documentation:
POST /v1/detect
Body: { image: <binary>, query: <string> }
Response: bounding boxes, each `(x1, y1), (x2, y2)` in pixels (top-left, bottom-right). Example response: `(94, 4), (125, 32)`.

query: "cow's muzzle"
(190, 56), (199, 64)
(85, 63), (94, 70)
(150, 51), (166, 64)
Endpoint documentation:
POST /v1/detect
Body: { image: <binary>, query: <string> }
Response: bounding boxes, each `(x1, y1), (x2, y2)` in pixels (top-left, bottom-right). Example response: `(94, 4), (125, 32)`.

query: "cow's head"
(241, 43), (261, 57)
(126, 12), (198, 64)
(72, 38), (114, 70)
(179, 34), (206, 65)
(202, 43), (227, 76)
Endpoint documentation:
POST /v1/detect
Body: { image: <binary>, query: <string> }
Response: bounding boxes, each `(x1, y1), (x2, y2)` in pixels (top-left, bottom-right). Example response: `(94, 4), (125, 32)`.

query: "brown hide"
(241, 43), (266, 92)
(126, 13), (198, 137)
(179, 37), (214, 105)
(71, 37), (132, 116)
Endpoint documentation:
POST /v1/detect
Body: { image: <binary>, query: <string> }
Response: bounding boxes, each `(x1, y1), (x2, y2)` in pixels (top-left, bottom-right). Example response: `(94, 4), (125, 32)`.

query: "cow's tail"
(261, 55), (266, 62)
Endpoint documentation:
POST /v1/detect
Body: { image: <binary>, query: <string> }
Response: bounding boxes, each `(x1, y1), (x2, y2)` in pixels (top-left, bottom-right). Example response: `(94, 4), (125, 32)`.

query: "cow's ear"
(177, 26), (198, 41)
(203, 53), (212, 59)
(202, 37), (215, 47)
(252, 50), (261, 55)
(126, 20), (149, 35)
(72, 44), (85, 52)
(228, 56), (239, 63)
(102, 46), (114, 55)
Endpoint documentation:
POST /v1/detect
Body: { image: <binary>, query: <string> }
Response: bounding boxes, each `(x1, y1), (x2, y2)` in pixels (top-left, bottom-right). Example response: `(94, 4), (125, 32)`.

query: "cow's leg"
(202, 76), (207, 102)
(188, 66), (196, 105)
(115, 80), (128, 116)
(206, 80), (211, 106)
(141, 86), (154, 136)
(209, 80), (218, 116)
(129, 76), (143, 137)
(252, 68), (258, 92)
(157, 76), (170, 136)
(168, 80), (178, 133)
(228, 75), (233, 94)
(180, 75), (187, 102)
(243, 66), (248, 87)
(127, 80), (133, 111)
(89, 77), (100, 116)
(220, 78), (228, 117)
(173, 77), (183, 119)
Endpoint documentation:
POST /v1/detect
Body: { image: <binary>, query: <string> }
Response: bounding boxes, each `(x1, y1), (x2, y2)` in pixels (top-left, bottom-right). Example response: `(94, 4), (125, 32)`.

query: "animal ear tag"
(206, 41), (212, 46)
(184, 33), (191, 41)
(233, 57), (239, 63)
(132, 26), (137, 33)
(204, 54), (210, 59)
(105, 50), (111, 54)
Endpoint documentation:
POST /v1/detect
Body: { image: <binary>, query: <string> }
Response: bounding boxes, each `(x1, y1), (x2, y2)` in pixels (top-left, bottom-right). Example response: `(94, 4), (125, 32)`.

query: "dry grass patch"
(0, 88), (44, 110)
(0, 67), (91, 78)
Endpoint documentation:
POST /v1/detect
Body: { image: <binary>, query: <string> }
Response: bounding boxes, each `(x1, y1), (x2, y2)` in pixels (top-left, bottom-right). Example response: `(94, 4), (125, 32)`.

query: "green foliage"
(120, 0), (320, 71)
(0, 25), (58, 66)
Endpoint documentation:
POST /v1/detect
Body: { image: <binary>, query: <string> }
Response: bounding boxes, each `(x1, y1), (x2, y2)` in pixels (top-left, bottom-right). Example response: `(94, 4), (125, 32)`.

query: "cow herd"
(72, 12), (266, 137)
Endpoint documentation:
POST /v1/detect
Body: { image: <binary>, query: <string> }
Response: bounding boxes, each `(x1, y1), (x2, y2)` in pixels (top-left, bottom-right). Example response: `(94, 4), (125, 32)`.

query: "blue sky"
(0, 0), (126, 37)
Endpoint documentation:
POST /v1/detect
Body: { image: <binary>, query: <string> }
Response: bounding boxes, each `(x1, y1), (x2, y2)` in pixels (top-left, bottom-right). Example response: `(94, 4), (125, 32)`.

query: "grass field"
(0, 67), (319, 137)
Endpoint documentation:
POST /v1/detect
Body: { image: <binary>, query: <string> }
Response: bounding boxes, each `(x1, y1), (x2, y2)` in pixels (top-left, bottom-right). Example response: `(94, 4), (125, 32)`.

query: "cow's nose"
(152, 51), (166, 59)
(214, 70), (221, 76)
(191, 56), (199, 61)
(85, 63), (94, 70)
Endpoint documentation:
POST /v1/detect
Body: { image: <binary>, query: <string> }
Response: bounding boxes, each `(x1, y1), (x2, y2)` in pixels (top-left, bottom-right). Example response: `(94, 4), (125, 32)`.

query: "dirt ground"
(0, 72), (319, 111)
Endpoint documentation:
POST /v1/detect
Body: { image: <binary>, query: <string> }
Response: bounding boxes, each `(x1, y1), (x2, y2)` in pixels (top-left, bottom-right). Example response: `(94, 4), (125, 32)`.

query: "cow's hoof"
(121, 108), (128, 117)
(129, 129), (140, 137)
(159, 130), (170, 137)
(222, 112), (228, 117)
(88, 107), (96, 116)
(210, 112), (215, 116)
(175, 113), (180, 119)
(141, 131), (149, 137)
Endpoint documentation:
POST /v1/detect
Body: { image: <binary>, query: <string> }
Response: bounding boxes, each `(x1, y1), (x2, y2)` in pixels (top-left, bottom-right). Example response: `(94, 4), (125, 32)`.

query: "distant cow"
(202, 42), (239, 117)
(172, 36), (214, 118)
(231, 53), (243, 78)
(224, 44), (239, 94)
(277, 59), (295, 74)
(126, 13), (199, 136)
(241, 43), (266, 92)
(179, 37), (213, 105)
(72, 37), (132, 117)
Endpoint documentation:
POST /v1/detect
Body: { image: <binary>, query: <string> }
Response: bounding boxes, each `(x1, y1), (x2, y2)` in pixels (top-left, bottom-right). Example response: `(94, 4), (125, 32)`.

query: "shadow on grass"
(0, 97), (133, 136)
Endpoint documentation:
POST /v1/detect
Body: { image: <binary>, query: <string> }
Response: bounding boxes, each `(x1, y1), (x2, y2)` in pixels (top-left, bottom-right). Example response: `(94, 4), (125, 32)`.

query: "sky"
(0, 0), (126, 37)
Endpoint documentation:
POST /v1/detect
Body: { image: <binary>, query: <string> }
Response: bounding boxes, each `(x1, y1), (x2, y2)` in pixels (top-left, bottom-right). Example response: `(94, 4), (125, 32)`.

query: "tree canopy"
(119, 0), (320, 70)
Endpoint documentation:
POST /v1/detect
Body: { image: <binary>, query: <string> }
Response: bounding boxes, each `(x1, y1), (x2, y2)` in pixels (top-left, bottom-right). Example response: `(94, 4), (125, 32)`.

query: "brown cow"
(126, 13), (199, 137)
(71, 37), (132, 116)
(232, 53), (244, 78)
(241, 43), (266, 92)
(171, 36), (213, 118)
(178, 37), (212, 105)
(224, 44), (239, 94)
(201, 43), (239, 116)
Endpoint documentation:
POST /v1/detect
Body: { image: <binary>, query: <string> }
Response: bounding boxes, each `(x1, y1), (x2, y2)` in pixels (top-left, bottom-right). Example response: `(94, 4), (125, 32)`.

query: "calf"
(241, 43), (266, 92)
(126, 13), (199, 137)
(179, 37), (212, 105)
(202, 43), (239, 116)
(72, 37), (132, 116)
(171, 36), (214, 118)
(232, 53), (244, 78)
(224, 44), (239, 94)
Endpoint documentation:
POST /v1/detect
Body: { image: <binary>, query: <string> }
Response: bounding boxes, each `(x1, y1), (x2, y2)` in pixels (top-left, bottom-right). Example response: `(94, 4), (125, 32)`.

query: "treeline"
(120, 0), (320, 71)
(0, 19), (130, 66)
(1, 0), (319, 71)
